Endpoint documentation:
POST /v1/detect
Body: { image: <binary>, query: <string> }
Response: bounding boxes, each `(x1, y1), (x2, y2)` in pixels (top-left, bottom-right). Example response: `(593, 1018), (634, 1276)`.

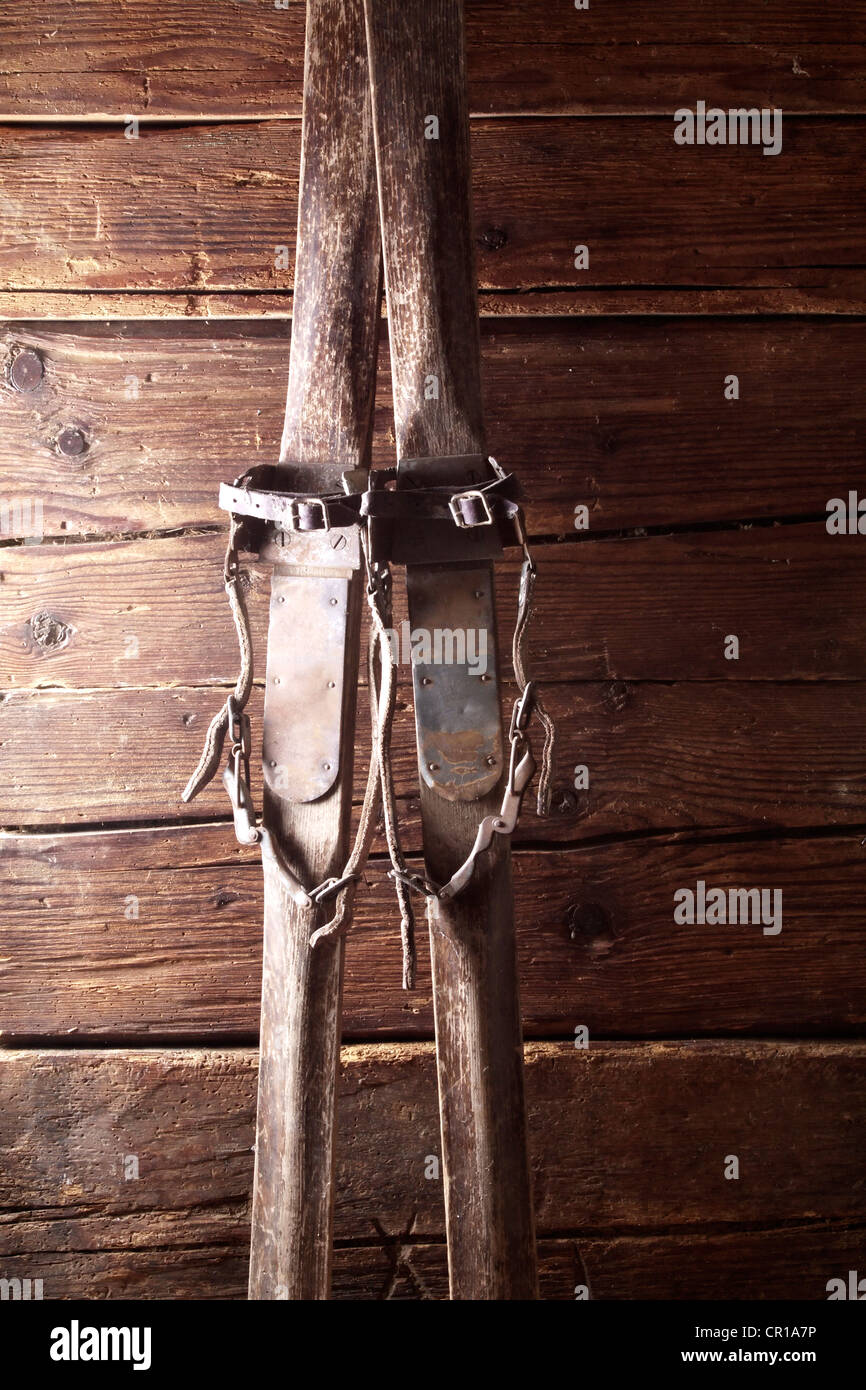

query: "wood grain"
(3, 825), (866, 1040)
(2, 286), (860, 317)
(3, 680), (866, 833)
(0, 0), (862, 1312)
(4, 318), (863, 538)
(0, 2), (862, 116)
(0, 121), (862, 309)
(0, 1042), (863, 1300)
(0, 1229), (861, 1301)
(1, 525), (863, 693)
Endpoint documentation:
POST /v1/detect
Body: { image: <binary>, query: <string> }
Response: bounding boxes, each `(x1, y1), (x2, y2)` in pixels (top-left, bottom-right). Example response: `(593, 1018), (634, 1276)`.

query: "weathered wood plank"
(2, 825), (866, 1039)
(362, 1226), (865, 1301)
(1, 525), (863, 691)
(0, 1043), (863, 1301)
(0, 1228), (861, 1300)
(0, 535), (272, 690)
(2, 286), (859, 317)
(2, 680), (866, 832)
(0, 2), (862, 116)
(0, 292), (299, 319)
(0, 121), (862, 306)
(3, 318), (864, 538)
(521, 524), (866, 682)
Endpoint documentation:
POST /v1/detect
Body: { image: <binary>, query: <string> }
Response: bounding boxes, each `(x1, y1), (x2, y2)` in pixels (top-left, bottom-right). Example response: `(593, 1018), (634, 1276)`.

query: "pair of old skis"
(186, 0), (549, 1299)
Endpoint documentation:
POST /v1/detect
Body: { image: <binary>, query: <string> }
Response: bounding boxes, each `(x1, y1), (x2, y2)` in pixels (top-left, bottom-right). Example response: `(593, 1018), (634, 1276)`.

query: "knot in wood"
(30, 611), (72, 651)
(602, 680), (631, 714)
(565, 900), (617, 956)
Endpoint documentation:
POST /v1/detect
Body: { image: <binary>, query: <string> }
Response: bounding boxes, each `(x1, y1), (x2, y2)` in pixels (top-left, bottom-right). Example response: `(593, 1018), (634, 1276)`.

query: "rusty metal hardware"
(389, 685), (538, 903)
(185, 459), (553, 948)
(219, 456), (521, 554)
(438, 726), (536, 901)
(408, 563), (503, 801)
(222, 698), (258, 845)
(509, 680), (535, 740)
(219, 693), (356, 912)
(285, 495), (329, 530)
(262, 563), (353, 804)
(308, 873), (357, 904)
(449, 488), (494, 528)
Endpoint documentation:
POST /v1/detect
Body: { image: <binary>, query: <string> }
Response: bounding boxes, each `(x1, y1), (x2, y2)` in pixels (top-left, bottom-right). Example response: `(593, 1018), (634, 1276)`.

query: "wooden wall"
(1, 1), (864, 1299)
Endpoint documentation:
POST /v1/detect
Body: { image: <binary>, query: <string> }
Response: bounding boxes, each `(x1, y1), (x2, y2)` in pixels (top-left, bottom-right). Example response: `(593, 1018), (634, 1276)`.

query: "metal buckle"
(449, 489), (493, 528)
(285, 496), (329, 532)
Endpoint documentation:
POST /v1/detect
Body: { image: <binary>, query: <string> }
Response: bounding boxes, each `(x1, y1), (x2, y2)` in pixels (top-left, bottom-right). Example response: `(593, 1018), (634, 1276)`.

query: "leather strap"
(219, 458), (523, 535)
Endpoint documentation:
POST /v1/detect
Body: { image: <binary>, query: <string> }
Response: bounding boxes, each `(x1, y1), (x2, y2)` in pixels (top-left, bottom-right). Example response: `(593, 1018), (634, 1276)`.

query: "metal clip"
(308, 873), (357, 905)
(512, 508), (535, 574)
(258, 828), (317, 909)
(437, 740), (536, 901)
(509, 682), (535, 741)
(449, 488), (494, 528)
(222, 745), (260, 847)
(226, 694), (251, 758)
(389, 867), (438, 899)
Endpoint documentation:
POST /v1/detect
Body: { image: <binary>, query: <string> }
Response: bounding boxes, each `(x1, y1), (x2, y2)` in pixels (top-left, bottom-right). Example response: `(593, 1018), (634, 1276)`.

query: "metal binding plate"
(406, 563), (503, 802)
(261, 530), (359, 803)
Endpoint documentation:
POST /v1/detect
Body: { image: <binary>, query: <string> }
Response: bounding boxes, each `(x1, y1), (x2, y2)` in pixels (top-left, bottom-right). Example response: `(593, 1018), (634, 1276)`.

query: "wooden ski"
(247, 0), (381, 1300)
(363, 0), (539, 1298)
(186, 0), (546, 1300)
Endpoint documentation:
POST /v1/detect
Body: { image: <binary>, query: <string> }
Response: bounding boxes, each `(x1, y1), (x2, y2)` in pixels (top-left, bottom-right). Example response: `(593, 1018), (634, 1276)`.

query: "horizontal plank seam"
(3, 1037), (866, 1054)
(333, 1217), (866, 1250)
(0, 1195), (248, 1222)
(3, 1041), (866, 1059)
(4, 820), (866, 853)
(3, 310), (866, 328)
(5, 1219), (865, 1261)
(1, 1243), (246, 1259)
(5, 284), (865, 299)
(5, 1028), (866, 1049)
(1, 297), (863, 321)
(2, 110), (865, 128)
(531, 510), (832, 545)
(0, 525), (223, 550)
(0, 509), (836, 552)
(5, 677), (866, 716)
